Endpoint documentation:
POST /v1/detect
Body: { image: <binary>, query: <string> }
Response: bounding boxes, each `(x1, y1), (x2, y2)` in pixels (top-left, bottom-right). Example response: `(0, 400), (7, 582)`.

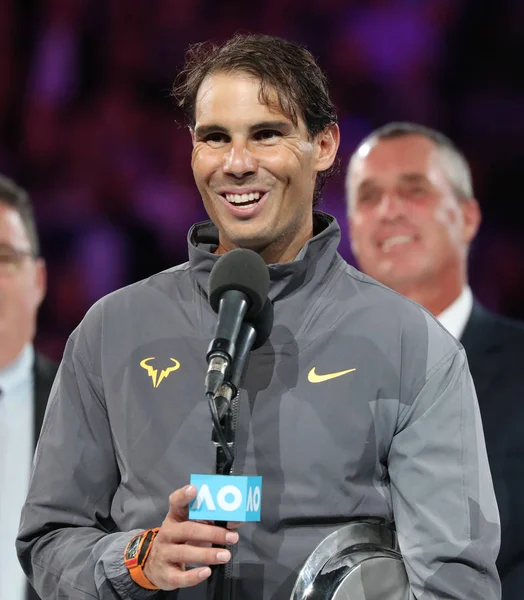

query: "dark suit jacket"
(461, 302), (524, 600)
(27, 353), (58, 600)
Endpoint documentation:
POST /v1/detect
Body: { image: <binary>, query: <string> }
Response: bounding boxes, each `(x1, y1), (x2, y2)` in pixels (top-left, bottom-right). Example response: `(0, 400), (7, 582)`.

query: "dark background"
(1, 0), (523, 361)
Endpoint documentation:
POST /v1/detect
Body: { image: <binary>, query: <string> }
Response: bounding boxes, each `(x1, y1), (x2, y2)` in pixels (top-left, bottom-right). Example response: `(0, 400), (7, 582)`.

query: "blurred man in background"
(0, 174), (57, 600)
(346, 121), (524, 599)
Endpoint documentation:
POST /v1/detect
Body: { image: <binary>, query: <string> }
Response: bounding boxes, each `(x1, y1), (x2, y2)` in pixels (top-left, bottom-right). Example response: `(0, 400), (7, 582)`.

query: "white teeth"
(382, 235), (414, 251)
(225, 192), (262, 204)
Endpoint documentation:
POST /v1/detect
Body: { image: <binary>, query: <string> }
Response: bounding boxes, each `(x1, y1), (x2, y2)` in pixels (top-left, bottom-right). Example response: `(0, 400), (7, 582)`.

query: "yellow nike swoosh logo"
(308, 367), (356, 383)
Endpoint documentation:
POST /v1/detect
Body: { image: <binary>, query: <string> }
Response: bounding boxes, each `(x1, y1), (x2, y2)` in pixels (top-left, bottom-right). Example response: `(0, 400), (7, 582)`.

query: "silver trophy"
(290, 518), (410, 600)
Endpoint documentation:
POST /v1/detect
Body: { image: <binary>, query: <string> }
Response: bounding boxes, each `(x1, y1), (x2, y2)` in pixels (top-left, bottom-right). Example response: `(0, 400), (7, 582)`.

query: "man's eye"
(405, 186), (426, 197)
(358, 191), (380, 205)
(204, 133), (228, 144)
(255, 130), (281, 141)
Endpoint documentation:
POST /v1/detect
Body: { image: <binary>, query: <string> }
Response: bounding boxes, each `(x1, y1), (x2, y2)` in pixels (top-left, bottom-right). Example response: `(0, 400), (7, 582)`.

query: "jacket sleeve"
(16, 322), (160, 600)
(388, 346), (501, 600)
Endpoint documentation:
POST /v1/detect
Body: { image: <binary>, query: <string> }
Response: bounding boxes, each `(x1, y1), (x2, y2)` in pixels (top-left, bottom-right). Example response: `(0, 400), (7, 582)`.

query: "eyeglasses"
(0, 243), (36, 276)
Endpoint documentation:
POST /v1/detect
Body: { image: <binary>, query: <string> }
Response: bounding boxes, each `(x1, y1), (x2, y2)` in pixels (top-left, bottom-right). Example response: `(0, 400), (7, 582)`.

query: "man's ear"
(34, 258), (47, 309)
(314, 123), (340, 173)
(462, 197), (481, 244)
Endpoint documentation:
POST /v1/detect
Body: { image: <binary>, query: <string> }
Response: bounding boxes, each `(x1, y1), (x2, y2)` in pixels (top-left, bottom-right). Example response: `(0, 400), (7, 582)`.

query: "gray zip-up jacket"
(17, 213), (500, 600)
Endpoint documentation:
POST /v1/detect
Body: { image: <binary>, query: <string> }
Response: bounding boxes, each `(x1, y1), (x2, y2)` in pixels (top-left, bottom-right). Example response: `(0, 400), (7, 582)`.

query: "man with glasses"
(0, 174), (58, 600)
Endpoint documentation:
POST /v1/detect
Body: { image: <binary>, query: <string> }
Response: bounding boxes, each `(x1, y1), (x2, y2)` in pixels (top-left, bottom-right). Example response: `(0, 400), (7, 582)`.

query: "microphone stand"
(207, 386), (236, 600)
(206, 313), (268, 600)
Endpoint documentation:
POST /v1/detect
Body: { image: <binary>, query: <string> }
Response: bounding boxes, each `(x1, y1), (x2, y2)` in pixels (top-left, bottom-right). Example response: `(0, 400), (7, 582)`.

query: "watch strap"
(124, 527), (161, 590)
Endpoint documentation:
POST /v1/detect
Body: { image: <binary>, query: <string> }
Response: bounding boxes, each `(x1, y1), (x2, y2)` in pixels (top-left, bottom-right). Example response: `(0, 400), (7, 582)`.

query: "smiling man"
(346, 123), (480, 317)
(18, 37), (500, 600)
(189, 70), (336, 263)
(346, 121), (524, 600)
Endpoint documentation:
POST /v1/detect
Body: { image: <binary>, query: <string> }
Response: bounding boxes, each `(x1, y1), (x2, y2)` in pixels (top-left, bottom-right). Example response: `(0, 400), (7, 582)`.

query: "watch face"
(126, 536), (142, 560)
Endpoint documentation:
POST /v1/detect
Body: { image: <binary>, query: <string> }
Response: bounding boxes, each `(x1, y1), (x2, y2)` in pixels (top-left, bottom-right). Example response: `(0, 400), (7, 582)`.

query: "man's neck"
(0, 342), (28, 371)
(215, 224), (314, 265)
(393, 271), (466, 318)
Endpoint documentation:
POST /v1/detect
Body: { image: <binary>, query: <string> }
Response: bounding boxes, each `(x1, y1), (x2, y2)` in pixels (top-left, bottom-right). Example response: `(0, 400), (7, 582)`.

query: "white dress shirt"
(0, 344), (34, 600)
(436, 286), (474, 341)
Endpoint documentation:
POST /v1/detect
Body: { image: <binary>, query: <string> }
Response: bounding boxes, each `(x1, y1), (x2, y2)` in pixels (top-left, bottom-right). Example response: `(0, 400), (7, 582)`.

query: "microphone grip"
(206, 290), (250, 362)
(230, 323), (257, 391)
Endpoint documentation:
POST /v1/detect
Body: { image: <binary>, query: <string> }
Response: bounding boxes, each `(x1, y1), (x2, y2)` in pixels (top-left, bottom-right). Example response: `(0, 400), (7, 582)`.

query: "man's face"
(191, 72), (339, 260)
(0, 203), (46, 359)
(348, 135), (480, 289)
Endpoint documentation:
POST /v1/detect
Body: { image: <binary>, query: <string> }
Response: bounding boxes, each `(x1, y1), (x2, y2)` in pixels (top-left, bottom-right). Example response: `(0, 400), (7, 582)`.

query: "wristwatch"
(124, 528), (161, 590)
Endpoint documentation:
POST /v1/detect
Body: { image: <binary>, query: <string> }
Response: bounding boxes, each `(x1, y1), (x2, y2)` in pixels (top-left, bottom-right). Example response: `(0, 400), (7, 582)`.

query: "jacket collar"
(187, 211), (341, 302)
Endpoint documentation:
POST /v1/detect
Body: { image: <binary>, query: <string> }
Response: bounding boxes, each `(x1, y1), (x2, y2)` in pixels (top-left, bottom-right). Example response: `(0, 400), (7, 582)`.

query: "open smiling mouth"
(379, 235), (417, 252)
(223, 191), (265, 207)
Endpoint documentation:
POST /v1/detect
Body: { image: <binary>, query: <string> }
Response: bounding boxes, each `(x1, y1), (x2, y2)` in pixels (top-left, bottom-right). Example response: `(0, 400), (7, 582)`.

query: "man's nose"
(377, 193), (406, 220)
(223, 141), (257, 178)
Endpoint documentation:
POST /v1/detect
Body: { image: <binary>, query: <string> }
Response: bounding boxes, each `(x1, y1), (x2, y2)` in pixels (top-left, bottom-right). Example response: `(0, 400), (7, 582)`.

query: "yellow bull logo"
(140, 357), (180, 388)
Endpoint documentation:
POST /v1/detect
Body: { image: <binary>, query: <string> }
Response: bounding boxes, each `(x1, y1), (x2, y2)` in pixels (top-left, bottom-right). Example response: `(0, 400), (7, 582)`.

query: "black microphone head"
(249, 298), (274, 349)
(209, 248), (270, 318)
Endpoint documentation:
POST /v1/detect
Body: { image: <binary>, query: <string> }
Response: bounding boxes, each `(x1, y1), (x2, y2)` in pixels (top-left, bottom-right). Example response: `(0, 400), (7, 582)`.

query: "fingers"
(144, 524), (234, 590)
(144, 526), (236, 591)
(166, 486), (244, 533)
(164, 544), (232, 567)
(191, 541), (213, 548)
(167, 485), (197, 522)
(142, 486), (243, 592)
(149, 565), (212, 591)
(159, 519), (239, 546)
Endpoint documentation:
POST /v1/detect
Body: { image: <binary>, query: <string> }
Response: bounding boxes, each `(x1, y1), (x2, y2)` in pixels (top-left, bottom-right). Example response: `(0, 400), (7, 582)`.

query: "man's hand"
(143, 485), (239, 590)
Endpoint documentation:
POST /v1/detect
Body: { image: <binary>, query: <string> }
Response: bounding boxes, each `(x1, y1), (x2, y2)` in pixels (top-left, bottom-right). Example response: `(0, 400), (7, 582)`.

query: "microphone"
(190, 286), (271, 526)
(205, 248), (270, 397)
(214, 298), (274, 422)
